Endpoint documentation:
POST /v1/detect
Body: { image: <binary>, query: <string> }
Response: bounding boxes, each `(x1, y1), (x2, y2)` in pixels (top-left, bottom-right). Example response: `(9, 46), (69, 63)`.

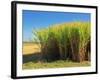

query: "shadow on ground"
(23, 52), (41, 63)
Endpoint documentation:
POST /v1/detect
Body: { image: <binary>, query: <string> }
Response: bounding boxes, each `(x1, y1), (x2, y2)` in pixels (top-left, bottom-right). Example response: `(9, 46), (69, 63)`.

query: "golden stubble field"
(22, 42), (41, 55)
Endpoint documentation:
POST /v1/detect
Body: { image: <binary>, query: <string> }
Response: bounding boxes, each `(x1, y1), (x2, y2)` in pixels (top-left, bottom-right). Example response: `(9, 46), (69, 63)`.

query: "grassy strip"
(23, 60), (90, 69)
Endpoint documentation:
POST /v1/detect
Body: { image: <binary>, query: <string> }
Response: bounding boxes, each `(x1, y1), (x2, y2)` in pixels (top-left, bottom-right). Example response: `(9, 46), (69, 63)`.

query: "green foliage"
(23, 60), (90, 69)
(32, 22), (91, 62)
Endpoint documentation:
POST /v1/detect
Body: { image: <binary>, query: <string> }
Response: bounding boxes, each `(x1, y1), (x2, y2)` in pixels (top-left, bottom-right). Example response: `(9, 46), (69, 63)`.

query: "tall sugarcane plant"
(32, 22), (91, 62)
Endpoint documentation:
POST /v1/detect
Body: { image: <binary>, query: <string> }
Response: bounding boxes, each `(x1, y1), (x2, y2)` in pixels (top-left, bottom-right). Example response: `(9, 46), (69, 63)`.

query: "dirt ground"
(22, 42), (41, 55)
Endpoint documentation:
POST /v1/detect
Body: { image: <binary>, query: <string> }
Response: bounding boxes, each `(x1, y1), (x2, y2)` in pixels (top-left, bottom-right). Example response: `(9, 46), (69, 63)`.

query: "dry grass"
(22, 42), (41, 55)
(23, 60), (90, 69)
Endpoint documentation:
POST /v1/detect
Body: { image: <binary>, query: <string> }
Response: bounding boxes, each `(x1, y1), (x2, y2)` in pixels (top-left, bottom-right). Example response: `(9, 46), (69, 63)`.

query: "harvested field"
(22, 42), (41, 55)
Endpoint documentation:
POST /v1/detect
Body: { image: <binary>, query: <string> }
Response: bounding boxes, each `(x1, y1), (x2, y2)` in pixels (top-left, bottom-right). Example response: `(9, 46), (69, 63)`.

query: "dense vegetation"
(32, 22), (91, 62)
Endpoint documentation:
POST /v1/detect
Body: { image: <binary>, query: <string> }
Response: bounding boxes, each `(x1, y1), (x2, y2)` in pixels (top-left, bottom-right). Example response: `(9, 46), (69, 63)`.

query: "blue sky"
(22, 10), (90, 41)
